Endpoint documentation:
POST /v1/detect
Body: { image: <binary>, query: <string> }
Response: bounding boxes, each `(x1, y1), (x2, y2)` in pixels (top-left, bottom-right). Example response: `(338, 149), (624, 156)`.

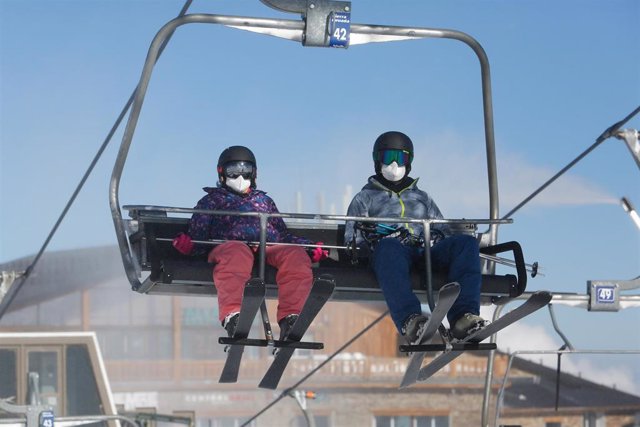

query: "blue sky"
(1, 1), (639, 393)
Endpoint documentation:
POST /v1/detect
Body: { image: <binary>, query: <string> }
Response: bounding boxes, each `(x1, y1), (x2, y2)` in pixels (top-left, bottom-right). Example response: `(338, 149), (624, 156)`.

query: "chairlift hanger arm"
(111, 11), (501, 289)
(260, 0), (307, 14)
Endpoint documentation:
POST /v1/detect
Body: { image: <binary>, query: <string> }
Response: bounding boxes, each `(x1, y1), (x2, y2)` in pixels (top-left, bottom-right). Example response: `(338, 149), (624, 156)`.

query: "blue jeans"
(371, 234), (481, 332)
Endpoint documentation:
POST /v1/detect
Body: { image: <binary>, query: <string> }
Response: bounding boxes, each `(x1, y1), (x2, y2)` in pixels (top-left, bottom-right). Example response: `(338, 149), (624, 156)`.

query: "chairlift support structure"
(107, 2), (552, 408)
(480, 286), (640, 426)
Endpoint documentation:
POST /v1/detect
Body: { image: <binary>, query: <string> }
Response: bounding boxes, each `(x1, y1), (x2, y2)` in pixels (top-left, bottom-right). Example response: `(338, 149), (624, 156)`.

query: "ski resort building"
(1, 246), (639, 427)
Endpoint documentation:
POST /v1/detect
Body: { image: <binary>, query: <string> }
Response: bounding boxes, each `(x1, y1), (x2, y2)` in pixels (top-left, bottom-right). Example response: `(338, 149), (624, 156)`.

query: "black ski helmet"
(372, 131), (414, 174)
(217, 145), (257, 184)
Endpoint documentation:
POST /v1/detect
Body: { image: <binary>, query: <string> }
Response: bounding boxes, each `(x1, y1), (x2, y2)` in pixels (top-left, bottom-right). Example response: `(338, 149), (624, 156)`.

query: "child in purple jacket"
(172, 146), (327, 339)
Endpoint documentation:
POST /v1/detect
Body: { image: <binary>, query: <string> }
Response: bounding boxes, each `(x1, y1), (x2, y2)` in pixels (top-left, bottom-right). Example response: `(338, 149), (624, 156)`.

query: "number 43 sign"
(40, 410), (54, 427)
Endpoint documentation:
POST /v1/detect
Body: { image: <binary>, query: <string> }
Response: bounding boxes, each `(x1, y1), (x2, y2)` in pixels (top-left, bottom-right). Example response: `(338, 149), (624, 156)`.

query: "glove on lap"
(173, 233), (194, 255)
(310, 242), (329, 263)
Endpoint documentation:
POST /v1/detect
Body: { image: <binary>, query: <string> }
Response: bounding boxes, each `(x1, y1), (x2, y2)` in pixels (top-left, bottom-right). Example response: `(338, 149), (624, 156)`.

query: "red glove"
(173, 233), (193, 255)
(310, 242), (329, 263)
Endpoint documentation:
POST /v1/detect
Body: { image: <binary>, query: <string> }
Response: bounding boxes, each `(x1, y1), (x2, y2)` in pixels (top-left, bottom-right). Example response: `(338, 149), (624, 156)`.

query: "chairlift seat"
(126, 209), (526, 304)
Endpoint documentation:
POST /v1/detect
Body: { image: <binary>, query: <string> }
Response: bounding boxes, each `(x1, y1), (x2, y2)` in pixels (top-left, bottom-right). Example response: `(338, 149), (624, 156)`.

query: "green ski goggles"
(373, 149), (413, 166)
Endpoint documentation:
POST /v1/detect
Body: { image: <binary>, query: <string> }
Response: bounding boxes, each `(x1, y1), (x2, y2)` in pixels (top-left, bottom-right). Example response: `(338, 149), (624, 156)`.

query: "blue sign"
(595, 285), (615, 304)
(40, 410), (54, 427)
(329, 12), (350, 48)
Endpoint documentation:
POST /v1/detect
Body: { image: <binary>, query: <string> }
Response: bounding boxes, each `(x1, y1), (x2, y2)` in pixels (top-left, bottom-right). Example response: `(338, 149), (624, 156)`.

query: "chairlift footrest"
(218, 337), (324, 350)
(399, 342), (497, 353)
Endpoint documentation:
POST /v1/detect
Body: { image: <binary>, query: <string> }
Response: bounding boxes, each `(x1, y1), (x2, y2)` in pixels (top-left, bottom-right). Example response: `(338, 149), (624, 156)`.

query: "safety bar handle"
(480, 241), (527, 299)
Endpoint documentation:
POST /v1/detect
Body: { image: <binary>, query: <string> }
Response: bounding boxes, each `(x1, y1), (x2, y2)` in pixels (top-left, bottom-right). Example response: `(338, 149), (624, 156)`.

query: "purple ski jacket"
(188, 186), (312, 253)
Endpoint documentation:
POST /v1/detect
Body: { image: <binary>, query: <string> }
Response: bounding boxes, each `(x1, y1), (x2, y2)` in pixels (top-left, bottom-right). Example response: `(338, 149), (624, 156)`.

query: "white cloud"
(410, 130), (618, 217)
(293, 128), (618, 218)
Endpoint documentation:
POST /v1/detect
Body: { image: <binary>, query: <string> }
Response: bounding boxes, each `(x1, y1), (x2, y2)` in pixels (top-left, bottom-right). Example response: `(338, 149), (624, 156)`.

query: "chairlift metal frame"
(110, 1), (528, 307)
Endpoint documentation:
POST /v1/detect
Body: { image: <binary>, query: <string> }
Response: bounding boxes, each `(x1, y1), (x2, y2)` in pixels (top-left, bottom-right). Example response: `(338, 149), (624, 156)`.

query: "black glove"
(345, 237), (371, 265)
(430, 229), (446, 246)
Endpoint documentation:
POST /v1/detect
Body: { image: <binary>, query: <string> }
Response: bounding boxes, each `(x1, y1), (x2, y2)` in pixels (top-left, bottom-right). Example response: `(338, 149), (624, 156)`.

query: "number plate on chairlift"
(40, 410), (54, 427)
(328, 12), (350, 48)
(588, 281), (620, 311)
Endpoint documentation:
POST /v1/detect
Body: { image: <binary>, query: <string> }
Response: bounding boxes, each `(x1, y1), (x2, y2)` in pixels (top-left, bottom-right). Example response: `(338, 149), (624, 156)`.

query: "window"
(96, 327), (172, 360)
(0, 349), (17, 406)
(65, 345), (104, 419)
(181, 327), (223, 360)
(180, 297), (261, 360)
(180, 298), (220, 360)
(89, 284), (171, 327)
(584, 413), (605, 427)
(27, 349), (61, 413)
(375, 415), (449, 427)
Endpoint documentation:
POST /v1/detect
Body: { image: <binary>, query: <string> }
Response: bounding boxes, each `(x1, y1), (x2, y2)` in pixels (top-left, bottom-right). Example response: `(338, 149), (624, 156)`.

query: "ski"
(218, 278), (266, 383)
(415, 291), (552, 383)
(399, 282), (460, 389)
(258, 274), (335, 390)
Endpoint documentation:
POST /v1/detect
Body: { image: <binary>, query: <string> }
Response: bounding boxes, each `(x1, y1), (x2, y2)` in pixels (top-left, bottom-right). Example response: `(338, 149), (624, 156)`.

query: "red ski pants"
(208, 241), (312, 323)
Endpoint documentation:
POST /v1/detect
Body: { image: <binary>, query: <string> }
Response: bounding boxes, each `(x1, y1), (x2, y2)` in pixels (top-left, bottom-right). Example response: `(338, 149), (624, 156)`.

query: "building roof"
(503, 354), (640, 410)
(0, 245), (123, 312)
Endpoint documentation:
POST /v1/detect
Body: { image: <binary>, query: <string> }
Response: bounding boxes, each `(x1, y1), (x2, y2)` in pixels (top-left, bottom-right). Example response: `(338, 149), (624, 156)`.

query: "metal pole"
(423, 220), (436, 311)
(548, 304), (574, 350)
(258, 213), (274, 341)
(289, 390), (316, 427)
(480, 303), (506, 427)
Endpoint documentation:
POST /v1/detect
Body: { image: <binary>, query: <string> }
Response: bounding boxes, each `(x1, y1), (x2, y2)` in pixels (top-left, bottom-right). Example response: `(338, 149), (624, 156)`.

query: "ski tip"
(442, 281), (461, 290)
(317, 273), (336, 287)
(313, 274), (336, 295)
(438, 282), (461, 299)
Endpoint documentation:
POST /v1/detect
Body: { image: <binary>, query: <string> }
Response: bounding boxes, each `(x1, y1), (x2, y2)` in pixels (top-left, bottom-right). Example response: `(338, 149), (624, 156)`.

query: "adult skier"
(173, 145), (328, 339)
(345, 131), (488, 344)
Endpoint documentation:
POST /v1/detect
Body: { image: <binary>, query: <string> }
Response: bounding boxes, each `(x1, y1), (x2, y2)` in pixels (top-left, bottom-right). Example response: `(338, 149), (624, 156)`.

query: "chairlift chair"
(110, 0), (533, 310)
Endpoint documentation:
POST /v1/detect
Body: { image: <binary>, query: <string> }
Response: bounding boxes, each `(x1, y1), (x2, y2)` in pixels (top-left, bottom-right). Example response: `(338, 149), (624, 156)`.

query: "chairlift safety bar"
(124, 205), (513, 308)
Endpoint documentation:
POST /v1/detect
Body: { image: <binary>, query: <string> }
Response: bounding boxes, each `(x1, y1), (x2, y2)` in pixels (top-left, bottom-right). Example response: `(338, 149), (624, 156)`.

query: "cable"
(0, 0), (194, 321)
(502, 104), (640, 220)
(241, 310), (389, 427)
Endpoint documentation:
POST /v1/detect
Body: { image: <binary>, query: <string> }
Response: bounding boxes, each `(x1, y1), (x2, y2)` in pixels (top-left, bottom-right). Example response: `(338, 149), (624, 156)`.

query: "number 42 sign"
(329, 12), (350, 48)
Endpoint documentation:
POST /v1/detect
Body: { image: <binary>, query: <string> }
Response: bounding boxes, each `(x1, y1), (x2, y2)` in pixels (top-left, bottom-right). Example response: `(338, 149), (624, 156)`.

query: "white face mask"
(381, 162), (406, 182)
(225, 175), (251, 194)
